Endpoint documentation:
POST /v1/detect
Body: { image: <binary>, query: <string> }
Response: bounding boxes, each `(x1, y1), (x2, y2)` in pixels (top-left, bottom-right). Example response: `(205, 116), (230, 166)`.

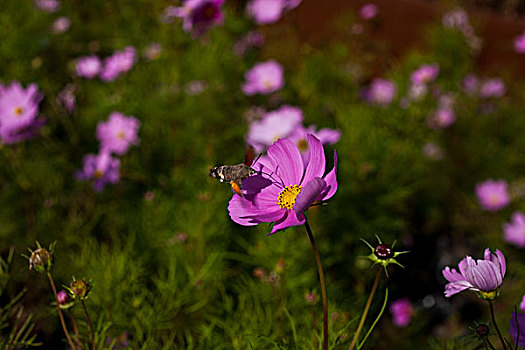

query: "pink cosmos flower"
(167, 0), (225, 36)
(99, 47), (136, 82)
(475, 179), (510, 211)
(428, 108), (455, 129)
(509, 312), (525, 348)
(288, 124), (341, 163)
(242, 60), (284, 95)
(462, 74), (479, 95)
(479, 78), (505, 98)
(514, 31), (525, 54)
(96, 112), (140, 156)
(521, 295), (525, 311)
(442, 248), (506, 299)
(228, 134), (337, 234)
(76, 56), (102, 79)
(390, 298), (413, 327)
(410, 63), (439, 85)
(34, 0), (60, 12)
(246, 105), (303, 152)
(368, 78), (397, 105)
(0, 81), (44, 144)
(503, 212), (525, 248)
(76, 151), (120, 191)
(51, 17), (70, 34)
(359, 3), (379, 20)
(247, 0), (285, 24)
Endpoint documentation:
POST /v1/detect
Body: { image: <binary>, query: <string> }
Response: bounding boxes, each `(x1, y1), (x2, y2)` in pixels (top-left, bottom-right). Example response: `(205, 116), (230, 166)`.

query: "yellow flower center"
(116, 131), (126, 139)
(277, 184), (301, 210)
(262, 79), (274, 89)
(296, 138), (308, 153)
(14, 106), (23, 116)
(94, 170), (103, 179)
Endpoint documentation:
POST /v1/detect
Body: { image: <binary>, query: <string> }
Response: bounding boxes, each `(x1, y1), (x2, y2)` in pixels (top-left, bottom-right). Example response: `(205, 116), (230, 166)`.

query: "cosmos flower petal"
(302, 134), (325, 183)
(270, 210), (305, 234)
(319, 150), (338, 200)
(294, 177), (326, 221)
(227, 195), (261, 226)
(495, 249), (506, 277)
(509, 312), (525, 348)
(442, 266), (465, 283)
(444, 280), (474, 297)
(267, 138), (304, 184)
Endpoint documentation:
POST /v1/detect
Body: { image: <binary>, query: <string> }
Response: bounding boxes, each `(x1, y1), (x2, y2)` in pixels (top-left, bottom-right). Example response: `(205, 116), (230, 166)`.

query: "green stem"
(46, 272), (76, 350)
(489, 300), (507, 350)
(348, 269), (381, 350)
(69, 310), (82, 350)
(357, 288), (388, 349)
(484, 337), (496, 350)
(81, 300), (95, 350)
(304, 218), (328, 350)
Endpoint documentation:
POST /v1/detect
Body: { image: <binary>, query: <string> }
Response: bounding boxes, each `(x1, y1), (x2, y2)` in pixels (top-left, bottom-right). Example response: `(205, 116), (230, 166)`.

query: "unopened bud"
(476, 324), (490, 337)
(57, 290), (69, 305)
(69, 278), (91, 300)
(374, 244), (394, 260)
(29, 248), (53, 272)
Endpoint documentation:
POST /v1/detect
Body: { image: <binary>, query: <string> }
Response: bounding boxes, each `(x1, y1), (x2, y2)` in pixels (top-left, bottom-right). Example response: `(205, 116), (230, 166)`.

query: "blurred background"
(0, 0), (524, 348)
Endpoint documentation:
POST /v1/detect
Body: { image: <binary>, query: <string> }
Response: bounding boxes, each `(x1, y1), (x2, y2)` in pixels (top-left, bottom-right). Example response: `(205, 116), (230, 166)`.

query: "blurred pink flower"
(51, 16), (70, 34)
(462, 74), (478, 95)
(479, 78), (505, 98)
(96, 112), (140, 155)
(410, 63), (439, 85)
(234, 31), (265, 56)
(520, 295), (525, 311)
(442, 248), (506, 299)
(242, 60), (284, 95)
(503, 212), (525, 248)
(368, 78), (397, 105)
(475, 179), (510, 211)
(359, 3), (378, 20)
(99, 47), (137, 82)
(76, 151), (120, 192)
(390, 298), (413, 327)
(143, 43), (162, 61)
(56, 84), (76, 114)
(247, 0), (285, 24)
(167, 0), (225, 36)
(509, 312), (525, 348)
(422, 142), (444, 160)
(34, 0), (60, 12)
(0, 81), (44, 144)
(246, 105), (303, 152)
(428, 108), (455, 129)
(514, 31), (525, 54)
(76, 56), (102, 79)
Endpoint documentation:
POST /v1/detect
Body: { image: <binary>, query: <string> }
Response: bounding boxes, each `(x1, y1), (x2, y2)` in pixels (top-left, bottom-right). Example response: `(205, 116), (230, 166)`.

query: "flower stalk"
(488, 301), (508, 350)
(304, 218), (328, 350)
(46, 272), (76, 350)
(348, 268), (382, 350)
(81, 300), (96, 350)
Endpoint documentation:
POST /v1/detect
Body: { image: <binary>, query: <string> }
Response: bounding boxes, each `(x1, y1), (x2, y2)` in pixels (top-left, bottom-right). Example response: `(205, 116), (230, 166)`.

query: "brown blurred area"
(263, 0), (525, 78)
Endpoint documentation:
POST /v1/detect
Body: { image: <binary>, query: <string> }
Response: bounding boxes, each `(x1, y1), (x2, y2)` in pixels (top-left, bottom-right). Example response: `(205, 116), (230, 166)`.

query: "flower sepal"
(477, 289), (500, 301)
(361, 236), (408, 277)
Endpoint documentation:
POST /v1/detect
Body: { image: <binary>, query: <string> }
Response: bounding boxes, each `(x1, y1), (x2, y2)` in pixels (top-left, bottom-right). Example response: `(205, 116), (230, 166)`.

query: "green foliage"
(0, 1), (524, 349)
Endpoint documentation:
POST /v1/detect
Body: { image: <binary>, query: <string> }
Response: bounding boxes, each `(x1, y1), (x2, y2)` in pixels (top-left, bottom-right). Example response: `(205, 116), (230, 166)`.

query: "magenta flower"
(359, 3), (378, 20)
(521, 295), (525, 311)
(96, 112), (140, 155)
(410, 63), (439, 85)
(246, 105), (303, 152)
(0, 81), (44, 144)
(509, 312), (525, 348)
(228, 134), (337, 234)
(247, 0), (285, 24)
(475, 179), (510, 211)
(514, 31), (525, 54)
(99, 47), (136, 82)
(428, 108), (455, 129)
(51, 17), (70, 34)
(479, 78), (505, 98)
(76, 151), (120, 191)
(76, 56), (102, 79)
(34, 0), (60, 12)
(167, 0), (225, 36)
(390, 298), (413, 327)
(442, 248), (506, 300)
(503, 212), (525, 248)
(368, 78), (397, 105)
(57, 290), (69, 305)
(242, 60), (284, 95)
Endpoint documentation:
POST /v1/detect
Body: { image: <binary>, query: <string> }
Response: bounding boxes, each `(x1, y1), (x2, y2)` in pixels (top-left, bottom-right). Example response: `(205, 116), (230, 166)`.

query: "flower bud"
(374, 244), (394, 260)
(57, 290), (69, 305)
(476, 324), (490, 337)
(69, 278), (91, 300)
(361, 236), (408, 277)
(28, 247), (53, 272)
